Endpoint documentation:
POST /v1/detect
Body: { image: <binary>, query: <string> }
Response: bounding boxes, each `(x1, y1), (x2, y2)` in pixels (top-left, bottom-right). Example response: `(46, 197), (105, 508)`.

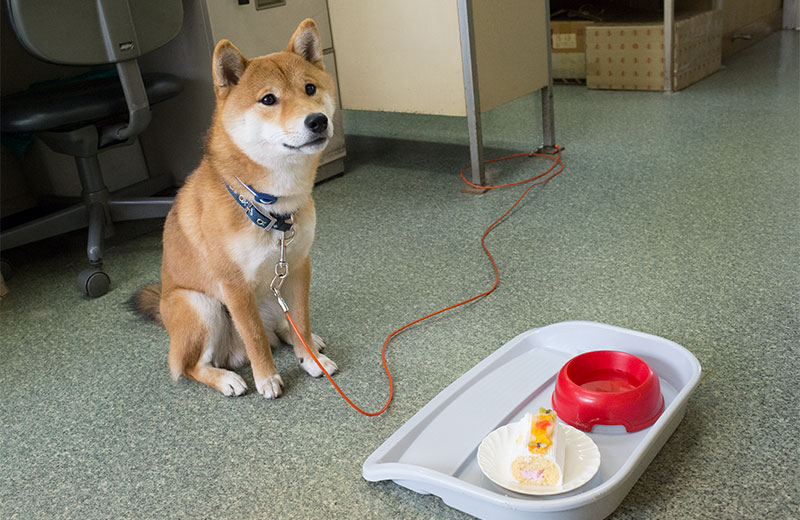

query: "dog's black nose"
(304, 113), (328, 134)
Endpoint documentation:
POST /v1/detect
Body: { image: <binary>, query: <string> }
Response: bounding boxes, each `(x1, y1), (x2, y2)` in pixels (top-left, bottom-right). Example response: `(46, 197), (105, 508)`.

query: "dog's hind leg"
(161, 289), (248, 396)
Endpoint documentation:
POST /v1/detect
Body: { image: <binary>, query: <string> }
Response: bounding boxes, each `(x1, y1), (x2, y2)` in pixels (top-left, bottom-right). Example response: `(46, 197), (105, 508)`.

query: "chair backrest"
(5, 0), (183, 143)
(5, 0), (182, 66)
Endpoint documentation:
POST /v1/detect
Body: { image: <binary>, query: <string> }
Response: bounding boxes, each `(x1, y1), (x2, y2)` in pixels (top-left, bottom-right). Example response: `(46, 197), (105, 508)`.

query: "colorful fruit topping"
(527, 408), (557, 454)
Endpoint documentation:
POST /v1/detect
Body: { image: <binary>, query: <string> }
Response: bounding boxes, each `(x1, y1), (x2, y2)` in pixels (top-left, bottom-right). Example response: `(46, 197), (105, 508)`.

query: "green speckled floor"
(1, 31), (798, 519)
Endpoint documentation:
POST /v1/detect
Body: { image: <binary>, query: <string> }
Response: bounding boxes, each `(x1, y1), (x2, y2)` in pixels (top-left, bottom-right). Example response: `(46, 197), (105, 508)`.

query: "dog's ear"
(286, 18), (324, 70)
(213, 40), (248, 99)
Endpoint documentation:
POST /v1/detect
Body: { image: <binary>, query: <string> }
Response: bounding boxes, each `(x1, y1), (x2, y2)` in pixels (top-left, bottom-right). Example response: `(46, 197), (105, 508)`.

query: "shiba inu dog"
(131, 19), (338, 398)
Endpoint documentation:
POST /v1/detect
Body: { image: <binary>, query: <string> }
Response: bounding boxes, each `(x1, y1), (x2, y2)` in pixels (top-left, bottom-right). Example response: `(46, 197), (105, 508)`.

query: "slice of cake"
(509, 408), (565, 486)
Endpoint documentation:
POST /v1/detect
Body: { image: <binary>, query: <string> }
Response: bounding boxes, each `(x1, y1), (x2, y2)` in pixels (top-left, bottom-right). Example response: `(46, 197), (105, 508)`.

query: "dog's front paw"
(300, 354), (338, 378)
(220, 371), (248, 397)
(255, 374), (284, 399)
(311, 333), (326, 353)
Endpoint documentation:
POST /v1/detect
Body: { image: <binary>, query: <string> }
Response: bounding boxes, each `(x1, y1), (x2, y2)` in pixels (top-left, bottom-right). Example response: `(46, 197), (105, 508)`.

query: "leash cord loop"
(279, 145), (564, 416)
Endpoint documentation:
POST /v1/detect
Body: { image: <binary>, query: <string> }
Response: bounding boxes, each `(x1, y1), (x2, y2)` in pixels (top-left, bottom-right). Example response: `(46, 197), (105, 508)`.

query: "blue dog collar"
(225, 181), (293, 232)
(234, 176), (278, 205)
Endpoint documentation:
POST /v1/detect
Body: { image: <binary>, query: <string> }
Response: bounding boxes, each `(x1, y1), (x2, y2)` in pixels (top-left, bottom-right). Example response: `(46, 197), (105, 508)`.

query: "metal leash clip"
(270, 217), (295, 311)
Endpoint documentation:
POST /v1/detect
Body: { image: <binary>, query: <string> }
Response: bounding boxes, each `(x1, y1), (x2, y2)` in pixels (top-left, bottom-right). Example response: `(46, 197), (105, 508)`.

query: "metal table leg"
(457, 0), (486, 191)
(457, 0), (558, 186)
(664, 0), (674, 93)
(538, 0), (558, 154)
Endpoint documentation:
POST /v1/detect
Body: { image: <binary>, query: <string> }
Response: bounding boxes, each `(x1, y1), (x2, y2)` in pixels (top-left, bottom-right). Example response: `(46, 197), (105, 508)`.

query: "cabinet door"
(203, 0), (333, 58)
(322, 51), (345, 163)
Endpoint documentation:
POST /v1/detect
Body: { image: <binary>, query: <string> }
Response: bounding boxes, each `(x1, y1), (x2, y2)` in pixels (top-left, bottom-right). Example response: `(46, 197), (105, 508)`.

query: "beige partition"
(471, 1), (549, 113)
(328, 1), (464, 115)
(328, 0), (549, 116)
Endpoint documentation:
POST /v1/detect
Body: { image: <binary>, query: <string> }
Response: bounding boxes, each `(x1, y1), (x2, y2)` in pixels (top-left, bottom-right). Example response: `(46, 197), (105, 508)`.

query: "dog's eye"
(305, 83), (316, 96)
(260, 94), (277, 106)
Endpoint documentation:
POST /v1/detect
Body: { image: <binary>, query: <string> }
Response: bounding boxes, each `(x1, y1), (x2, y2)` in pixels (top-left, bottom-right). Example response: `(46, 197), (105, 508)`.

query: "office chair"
(0, 0), (183, 297)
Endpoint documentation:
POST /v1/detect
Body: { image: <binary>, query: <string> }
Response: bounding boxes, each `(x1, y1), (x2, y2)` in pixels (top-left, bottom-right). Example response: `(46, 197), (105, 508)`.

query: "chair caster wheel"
(0, 258), (13, 279)
(77, 268), (110, 298)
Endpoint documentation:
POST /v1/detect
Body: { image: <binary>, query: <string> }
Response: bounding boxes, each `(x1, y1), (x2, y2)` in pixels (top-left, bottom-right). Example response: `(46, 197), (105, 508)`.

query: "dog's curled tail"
(129, 284), (163, 326)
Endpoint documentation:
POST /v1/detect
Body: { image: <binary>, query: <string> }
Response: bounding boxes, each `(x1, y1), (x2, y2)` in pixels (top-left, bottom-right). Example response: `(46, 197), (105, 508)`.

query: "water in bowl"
(579, 369), (641, 393)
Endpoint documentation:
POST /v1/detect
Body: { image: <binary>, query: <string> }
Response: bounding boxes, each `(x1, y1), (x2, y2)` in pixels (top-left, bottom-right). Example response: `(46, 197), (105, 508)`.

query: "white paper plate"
(477, 422), (601, 495)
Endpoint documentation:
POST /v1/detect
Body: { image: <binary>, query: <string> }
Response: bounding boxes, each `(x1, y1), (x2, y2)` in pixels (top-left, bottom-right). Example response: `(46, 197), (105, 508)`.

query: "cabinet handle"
(256, 0), (286, 10)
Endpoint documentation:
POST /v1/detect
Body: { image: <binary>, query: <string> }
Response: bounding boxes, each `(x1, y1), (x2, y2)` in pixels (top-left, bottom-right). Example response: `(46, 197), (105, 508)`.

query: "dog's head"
(212, 19), (336, 166)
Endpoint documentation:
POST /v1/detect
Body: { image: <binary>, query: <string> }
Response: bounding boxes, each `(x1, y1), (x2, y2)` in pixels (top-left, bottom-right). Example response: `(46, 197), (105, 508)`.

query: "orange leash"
(283, 145), (564, 416)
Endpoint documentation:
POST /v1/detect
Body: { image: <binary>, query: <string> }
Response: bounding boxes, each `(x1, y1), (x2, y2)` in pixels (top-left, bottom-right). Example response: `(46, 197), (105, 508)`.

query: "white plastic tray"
(362, 321), (702, 519)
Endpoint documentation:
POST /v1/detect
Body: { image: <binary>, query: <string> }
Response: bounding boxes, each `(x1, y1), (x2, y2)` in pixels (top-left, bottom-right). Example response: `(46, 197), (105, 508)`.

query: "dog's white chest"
(227, 233), (281, 283)
(225, 221), (314, 286)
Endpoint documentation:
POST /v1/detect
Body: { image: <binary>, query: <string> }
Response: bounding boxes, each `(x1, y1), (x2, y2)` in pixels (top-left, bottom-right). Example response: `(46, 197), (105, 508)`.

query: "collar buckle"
(226, 182), (293, 232)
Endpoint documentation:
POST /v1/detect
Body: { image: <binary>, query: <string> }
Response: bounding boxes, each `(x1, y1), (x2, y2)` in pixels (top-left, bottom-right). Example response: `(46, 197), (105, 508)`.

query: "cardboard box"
(586, 10), (722, 91)
(674, 10), (723, 90)
(586, 23), (666, 90)
(550, 20), (593, 79)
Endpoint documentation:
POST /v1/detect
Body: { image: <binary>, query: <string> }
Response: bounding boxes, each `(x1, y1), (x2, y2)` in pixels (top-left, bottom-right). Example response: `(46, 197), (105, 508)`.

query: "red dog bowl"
(552, 350), (664, 433)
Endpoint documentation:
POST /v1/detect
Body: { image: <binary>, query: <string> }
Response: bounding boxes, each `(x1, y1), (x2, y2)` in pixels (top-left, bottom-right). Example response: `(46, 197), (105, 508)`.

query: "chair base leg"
(109, 197), (173, 221)
(0, 142), (174, 297)
(0, 205), (89, 251)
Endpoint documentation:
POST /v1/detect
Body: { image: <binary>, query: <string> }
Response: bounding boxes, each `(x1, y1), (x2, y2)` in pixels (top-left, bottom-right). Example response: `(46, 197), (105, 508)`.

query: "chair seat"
(1, 72), (183, 133)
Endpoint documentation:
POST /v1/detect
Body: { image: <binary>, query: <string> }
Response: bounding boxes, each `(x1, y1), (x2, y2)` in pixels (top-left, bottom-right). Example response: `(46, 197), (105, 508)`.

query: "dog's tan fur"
(132, 19), (337, 398)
